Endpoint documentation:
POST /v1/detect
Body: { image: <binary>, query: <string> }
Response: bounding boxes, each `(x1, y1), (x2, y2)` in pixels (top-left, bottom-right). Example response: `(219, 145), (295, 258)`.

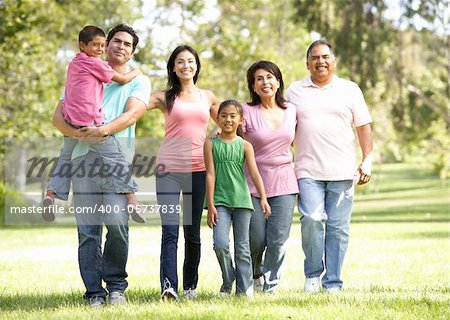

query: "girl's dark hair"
(165, 45), (201, 113)
(218, 100), (244, 136)
(246, 60), (286, 109)
(218, 99), (243, 117)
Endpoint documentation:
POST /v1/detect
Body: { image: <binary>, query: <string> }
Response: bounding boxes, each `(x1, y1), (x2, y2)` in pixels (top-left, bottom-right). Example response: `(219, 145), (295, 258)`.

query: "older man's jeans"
(297, 178), (354, 289)
(250, 194), (295, 292)
(157, 171), (206, 293)
(72, 152), (129, 300)
(213, 206), (253, 297)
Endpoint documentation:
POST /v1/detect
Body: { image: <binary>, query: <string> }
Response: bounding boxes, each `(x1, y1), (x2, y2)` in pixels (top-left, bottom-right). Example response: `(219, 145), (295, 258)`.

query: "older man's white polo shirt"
(286, 75), (372, 181)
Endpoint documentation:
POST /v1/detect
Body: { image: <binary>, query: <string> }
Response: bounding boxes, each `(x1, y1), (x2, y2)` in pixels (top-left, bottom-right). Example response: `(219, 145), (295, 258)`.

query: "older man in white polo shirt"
(286, 40), (373, 293)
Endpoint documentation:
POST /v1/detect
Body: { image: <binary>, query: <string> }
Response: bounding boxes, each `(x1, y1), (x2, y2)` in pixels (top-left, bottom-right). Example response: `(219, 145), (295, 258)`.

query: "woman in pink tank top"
(147, 45), (218, 300)
(242, 61), (298, 293)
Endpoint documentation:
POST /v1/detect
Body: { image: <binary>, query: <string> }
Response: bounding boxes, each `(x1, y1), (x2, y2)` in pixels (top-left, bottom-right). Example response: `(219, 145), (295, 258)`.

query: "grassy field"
(0, 163), (449, 319)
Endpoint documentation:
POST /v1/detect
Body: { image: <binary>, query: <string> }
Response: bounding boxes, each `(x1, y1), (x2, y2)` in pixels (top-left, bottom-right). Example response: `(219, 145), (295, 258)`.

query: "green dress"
(206, 136), (254, 210)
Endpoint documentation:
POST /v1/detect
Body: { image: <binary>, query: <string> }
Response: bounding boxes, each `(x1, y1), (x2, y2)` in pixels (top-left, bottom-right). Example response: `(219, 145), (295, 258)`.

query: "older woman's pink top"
(242, 103), (299, 198)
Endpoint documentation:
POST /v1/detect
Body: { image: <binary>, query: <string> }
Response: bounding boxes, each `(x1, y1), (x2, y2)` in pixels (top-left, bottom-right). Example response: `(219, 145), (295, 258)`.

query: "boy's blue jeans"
(47, 136), (137, 200)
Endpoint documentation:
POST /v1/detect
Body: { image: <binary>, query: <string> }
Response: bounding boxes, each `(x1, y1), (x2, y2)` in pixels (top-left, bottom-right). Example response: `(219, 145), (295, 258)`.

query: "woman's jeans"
(250, 194), (296, 291)
(297, 178), (354, 289)
(213, 206), (253, 297)
(157, 171), (206, 293)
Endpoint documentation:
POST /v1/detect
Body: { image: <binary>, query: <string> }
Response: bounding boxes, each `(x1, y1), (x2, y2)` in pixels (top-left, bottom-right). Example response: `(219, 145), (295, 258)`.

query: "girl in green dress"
(204, 99), (271, 297)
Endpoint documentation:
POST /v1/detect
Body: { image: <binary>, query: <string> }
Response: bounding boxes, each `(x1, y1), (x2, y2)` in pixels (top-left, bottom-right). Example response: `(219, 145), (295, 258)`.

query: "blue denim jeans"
(157, 171), (206, 293)
(297, 178), (354, 289)
(250, 194), (296, 292)
(72, 152), (130, 300)
(213, 206), (253, 297)
(47, 136), (137, 200)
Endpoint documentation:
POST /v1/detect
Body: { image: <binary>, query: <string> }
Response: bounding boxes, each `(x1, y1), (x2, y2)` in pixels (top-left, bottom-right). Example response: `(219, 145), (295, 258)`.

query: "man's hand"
(78, 126), (108, 145)
(356, 157), (372, 185)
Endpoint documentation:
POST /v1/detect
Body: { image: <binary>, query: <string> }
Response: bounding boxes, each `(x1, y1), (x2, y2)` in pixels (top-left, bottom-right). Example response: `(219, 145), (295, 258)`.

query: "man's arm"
(80, 97), (146, 137)
(52, 101), (81, 137)
(356, 123), (373, 185)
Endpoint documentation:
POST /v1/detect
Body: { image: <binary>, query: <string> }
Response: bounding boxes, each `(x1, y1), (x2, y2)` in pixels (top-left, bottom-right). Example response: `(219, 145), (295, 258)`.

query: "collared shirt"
(64, 52), (116, 126)
(286, 75), (372, 180)
(70, 74), (151, 162)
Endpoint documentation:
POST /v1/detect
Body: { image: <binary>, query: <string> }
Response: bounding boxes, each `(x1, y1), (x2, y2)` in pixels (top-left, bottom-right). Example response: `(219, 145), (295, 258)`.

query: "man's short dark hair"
(306, 40), (335, 60)
(79, 25), (106, 45)
(106, 24), (139, 52)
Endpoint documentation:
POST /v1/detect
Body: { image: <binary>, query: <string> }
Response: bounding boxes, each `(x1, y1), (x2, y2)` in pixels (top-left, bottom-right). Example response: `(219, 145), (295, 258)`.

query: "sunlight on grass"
(1, 163), (449, 319)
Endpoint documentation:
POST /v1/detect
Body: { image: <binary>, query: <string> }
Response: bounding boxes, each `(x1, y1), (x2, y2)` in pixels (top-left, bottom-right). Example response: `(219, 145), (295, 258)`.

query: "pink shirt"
(286, 75), (372, 180)
(63, 52), (116, 126)
(242, 103), (298, 198)
(157, 91), (210, 172)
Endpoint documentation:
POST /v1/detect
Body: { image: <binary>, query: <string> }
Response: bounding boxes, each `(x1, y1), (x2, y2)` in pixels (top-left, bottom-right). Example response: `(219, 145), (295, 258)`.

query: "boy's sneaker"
(42, 192), (56, 222)
(183, 288), (197, 299)
(127, 204), (146, 223)
(304, 277), (321, 294)
(109, 291), (127, 305)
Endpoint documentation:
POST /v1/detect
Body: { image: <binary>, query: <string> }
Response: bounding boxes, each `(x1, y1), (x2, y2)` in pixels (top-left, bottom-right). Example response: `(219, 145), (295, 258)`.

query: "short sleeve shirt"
(71, 74), (151, 162)
(242, 103), (298, 197)
(285, 75), (372, 180)
(64, 52), (116, 126)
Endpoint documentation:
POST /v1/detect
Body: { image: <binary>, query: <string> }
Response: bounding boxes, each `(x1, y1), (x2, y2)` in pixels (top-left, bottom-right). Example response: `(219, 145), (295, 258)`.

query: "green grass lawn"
(0, 163), (449, 319)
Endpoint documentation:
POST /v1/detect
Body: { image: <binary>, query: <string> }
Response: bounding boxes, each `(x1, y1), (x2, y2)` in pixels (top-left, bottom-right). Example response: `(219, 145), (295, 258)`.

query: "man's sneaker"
(253, 276), (264, 293)
(109, 291), (127, 305)
(87, 295), (105, 308)
(183, 288), (197, 299)
(304, 277), (321, 294)
(127, 204), (146, 223)
(42, 193), (56, 222)
(324, 287), (342, 294)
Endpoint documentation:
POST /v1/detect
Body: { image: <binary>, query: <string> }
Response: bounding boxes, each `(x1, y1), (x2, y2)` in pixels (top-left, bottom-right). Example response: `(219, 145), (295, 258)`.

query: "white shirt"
(286, 75), (372, 180)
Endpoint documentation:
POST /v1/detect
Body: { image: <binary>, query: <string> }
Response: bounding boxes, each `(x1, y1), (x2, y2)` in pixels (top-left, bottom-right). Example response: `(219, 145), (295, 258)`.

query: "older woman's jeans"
(157, 171), (206, 293)
(72, 152), (129, 300)
(249, 194), (296, 292)
(297, 178), (354, 289)
(213, 206), (253, 297)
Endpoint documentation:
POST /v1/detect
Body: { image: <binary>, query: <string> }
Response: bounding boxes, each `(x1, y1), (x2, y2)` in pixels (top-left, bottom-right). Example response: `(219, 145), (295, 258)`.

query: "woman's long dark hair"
(165, 45), (201, 113)
(246, 60), (286, 109)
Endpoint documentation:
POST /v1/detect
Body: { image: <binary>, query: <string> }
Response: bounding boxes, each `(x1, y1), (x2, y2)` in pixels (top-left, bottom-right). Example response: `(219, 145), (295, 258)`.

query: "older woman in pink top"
(242, 61), (298, 292)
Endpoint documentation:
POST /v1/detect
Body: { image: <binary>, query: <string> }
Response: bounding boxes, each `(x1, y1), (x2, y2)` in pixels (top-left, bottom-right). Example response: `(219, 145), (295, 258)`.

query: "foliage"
(0, 0), (144, 180)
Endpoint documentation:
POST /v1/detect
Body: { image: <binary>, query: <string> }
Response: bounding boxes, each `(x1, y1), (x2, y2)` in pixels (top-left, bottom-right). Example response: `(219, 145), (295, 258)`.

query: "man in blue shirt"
(52, 24), (151, 307)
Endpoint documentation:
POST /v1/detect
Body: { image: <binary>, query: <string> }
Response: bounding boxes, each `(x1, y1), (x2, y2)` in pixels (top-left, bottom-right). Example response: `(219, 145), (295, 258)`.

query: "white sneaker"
(161, 278), (178, 301)
(324, 287), (341, 294)
(109, 291), (127, 305)
(304, 277), (321, 294)
(183, 288), (197, 299)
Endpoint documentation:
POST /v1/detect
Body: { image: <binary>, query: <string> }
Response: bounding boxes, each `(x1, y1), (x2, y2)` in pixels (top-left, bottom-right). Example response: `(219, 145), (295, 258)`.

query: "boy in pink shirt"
(43, 26), (144, 223)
